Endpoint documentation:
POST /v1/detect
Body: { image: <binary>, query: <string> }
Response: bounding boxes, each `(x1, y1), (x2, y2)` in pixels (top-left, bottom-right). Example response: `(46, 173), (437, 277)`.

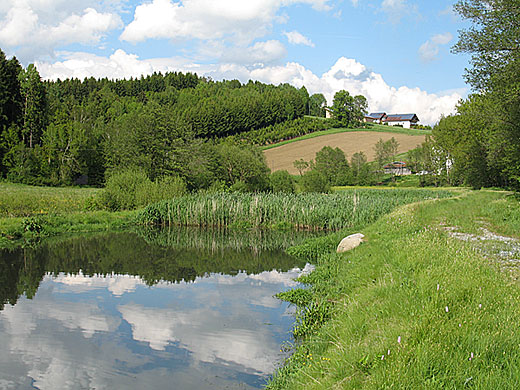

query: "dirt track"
(263, 131), (426, 174)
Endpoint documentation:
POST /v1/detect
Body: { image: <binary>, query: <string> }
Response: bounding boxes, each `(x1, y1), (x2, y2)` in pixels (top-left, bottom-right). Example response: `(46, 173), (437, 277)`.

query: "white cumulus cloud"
(0, 1), (122, 60)
(121, 0), (330, 45)
(418, 32), (453, 62)
(284, 30), (315, 47)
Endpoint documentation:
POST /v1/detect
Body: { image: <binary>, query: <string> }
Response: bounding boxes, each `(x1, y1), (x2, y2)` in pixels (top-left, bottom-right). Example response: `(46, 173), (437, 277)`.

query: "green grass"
(267, 190), (520, 389)
(261, 124), (430, 151)
(0, 182), (134, 249)
(0, 181), (101, 217)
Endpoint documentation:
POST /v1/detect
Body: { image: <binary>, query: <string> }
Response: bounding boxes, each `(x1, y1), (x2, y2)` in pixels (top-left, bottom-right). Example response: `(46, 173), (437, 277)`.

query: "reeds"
(136, 189), (453, 230)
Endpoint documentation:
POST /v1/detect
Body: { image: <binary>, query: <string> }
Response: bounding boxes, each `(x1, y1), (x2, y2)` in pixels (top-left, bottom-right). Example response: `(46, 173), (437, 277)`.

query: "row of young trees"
(0, 51), (311, 187)
(422, 0), (520, 189)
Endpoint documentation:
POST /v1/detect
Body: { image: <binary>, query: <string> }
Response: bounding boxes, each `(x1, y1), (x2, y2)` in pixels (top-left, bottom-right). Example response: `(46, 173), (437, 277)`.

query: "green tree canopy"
(309, 93), (327, 117)
(452, 0), (520, 91)
(300, 169), (330, 193)
(432, 0), (520, 189)
(314, 146), (349, 186)
(19, 64), (48, 148)
(374, 137), (399, 168)
(331, 90), (367, 128)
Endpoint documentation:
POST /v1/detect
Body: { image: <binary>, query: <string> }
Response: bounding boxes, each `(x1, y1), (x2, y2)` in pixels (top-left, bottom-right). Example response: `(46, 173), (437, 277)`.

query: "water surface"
(0, 229), (314, 389)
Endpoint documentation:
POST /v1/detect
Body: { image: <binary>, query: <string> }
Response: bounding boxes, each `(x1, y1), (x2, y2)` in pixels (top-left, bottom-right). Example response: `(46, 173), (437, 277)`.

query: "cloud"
(35, 50), (193, 80)
(220, 40), (287, 65)
(380, 0), (418, 23)
(0, 1), (122, 60)
(36, 51), (461, 125)
(284, 30), (315, 47)
(120, 0), (330, 45)
(418, 32), (453, 62)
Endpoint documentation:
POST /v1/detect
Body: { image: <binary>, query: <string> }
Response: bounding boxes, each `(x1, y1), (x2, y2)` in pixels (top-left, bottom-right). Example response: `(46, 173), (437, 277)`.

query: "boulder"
(336, 233), (364, 253)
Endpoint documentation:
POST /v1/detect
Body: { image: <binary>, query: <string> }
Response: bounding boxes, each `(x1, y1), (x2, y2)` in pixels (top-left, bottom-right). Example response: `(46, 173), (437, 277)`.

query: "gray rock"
(336, 233), (365, 253)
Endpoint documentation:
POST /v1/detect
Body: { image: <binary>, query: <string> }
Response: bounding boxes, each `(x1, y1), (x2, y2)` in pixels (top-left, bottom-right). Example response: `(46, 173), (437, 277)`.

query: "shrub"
(270, 170), (296, 193)
(136, 176), (187, 205)
(314, 146), (349, 186)
(229, 180), (249, 193)
(98, 168), (187, 210)
(300, 169), (330, 193)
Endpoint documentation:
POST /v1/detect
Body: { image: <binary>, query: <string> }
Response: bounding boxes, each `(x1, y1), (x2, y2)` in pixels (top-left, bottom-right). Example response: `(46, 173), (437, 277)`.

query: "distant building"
(364, 112), (386, 124)
(382, 114), (419, 129)
(325, 107), (333, 119)
(383, 161), (412, 175)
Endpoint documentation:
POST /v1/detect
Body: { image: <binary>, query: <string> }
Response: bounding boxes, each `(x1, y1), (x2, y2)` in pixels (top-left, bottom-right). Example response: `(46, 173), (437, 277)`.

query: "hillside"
(263, 131), (426, 174)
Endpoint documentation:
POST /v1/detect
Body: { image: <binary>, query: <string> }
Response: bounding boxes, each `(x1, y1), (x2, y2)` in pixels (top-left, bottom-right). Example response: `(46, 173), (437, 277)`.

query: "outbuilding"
(383, 161), (412, 175)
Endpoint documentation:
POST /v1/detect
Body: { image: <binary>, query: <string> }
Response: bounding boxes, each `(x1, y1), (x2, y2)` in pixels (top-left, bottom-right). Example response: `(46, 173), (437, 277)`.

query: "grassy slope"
(261, 123), (430, 151)
(268, 190), (520, 389)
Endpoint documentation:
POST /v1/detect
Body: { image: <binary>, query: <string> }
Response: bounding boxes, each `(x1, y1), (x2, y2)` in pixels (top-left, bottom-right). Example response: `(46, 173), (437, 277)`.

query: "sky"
(0, 0), (472, 125)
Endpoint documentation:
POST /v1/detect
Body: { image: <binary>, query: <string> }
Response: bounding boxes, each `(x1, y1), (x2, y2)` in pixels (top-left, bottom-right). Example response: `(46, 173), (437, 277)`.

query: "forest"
(0, 53), (329, 189)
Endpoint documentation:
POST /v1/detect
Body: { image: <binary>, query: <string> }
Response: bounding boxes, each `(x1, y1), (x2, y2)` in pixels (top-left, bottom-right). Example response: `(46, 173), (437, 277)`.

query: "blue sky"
(0, 0), (471, 124)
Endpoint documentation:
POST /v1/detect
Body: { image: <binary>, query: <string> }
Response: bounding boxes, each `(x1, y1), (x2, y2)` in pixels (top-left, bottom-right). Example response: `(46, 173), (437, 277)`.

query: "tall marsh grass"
(136, 189), (454, 230)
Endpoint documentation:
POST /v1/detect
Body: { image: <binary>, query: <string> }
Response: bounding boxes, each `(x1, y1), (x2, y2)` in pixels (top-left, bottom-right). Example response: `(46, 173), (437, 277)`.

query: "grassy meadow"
(0, 182), (101, 217)
(0, 182), (133, 248)
(267, 190), (520, 389)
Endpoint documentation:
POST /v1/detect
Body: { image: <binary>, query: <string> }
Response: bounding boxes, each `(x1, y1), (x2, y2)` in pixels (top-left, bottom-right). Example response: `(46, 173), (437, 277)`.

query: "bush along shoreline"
(267, 190), (520, 389)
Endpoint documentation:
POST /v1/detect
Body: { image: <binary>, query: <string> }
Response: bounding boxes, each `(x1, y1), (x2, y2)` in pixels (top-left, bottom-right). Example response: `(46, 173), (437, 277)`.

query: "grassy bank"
(267, 191), (520, 389)
(0, 183), (134, 249)
(136, 189), (454, 230)
(0, 211), (135, 249)
(0, 182), (100, 217)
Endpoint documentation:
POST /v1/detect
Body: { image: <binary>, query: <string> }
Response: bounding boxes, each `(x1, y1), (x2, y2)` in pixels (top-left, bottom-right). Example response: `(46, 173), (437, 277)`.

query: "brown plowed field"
(263, 131), (426, 174)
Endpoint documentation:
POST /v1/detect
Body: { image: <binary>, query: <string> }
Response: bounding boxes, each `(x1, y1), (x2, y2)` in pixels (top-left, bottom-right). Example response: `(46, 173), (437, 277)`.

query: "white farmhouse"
(382, 114), (419, 129)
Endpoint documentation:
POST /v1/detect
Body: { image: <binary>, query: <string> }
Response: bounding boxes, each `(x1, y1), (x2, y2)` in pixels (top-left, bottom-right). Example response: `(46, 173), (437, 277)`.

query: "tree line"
(410, 0), (520, 189)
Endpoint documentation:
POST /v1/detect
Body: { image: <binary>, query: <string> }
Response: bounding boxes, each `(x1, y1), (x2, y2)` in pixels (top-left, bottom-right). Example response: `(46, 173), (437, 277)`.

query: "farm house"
(382, 114), (419, 129)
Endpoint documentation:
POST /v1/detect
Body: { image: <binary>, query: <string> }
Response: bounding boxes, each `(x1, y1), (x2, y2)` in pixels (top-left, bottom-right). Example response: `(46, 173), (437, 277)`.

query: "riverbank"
(268, 190), (520, 389)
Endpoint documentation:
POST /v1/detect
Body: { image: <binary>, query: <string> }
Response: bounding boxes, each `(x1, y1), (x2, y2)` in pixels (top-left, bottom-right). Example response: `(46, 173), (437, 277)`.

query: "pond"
(0, 228), (317, 389)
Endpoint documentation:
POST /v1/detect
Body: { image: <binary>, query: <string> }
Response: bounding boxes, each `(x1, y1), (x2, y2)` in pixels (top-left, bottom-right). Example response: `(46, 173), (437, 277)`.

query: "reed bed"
(136, 189), (454, 230)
